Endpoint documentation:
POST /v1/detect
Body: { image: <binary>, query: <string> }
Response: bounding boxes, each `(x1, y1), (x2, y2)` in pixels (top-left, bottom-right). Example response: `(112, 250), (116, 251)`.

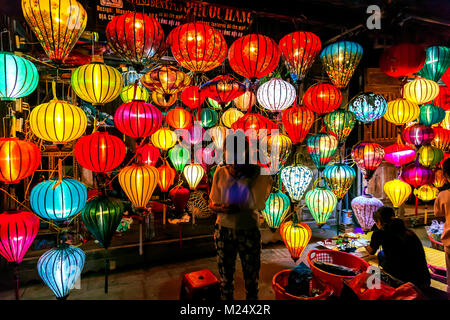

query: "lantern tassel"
(13, 263), (19, 300)
(415, 195), (419, 216)
(51, 81), (57, 100)
(104, 249), (109, 294)
(139, 221), (143, 256)
(52, 159), (63, 189)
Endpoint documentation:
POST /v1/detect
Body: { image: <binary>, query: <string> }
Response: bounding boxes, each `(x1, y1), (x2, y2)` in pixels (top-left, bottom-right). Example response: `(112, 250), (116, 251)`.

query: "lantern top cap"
(91, 55), (104, 63)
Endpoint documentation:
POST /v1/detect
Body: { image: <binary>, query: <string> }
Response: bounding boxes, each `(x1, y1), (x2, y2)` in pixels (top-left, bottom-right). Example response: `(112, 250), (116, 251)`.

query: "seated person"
(365, 206), (431, 290)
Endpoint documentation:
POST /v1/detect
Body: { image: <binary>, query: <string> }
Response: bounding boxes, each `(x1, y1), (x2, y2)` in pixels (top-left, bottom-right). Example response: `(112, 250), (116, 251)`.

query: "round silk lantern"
(167, 22), (226, 72)
(22, 0), (87, 63)
(228, 34), (281, 82)
(169, 145), (190, 172)
(323, 109), (356, 144)
(206, 125), (228, 149)
(0, 52), (38, 101)
(262, 191), (291, 230)
(261, 133), (293, 166)
(280, 221), (311, 262)
(419, 104), (445, 126)
(118, 164), (159, 209)
(183, 164), (204, 190)
(323, 163), (356, 199)
(402, 124), (435, 147)
(199, 108), (218, 128)
(440, 111), (450, 129)
(419, 145), (444, 167)
(403, 78), (440, 105)
(120, 85), (149, 103)
(418, 46), (450, 82)
(221, 108), (244, 128)
(0, 210), (39, 263)
(383, 98), (420, 125)
(37, 244), (85, 300)
(136, 143), (160, 166)
(141, 65), (191, 98)
(414, 184), (439, 202)
(181, 86), (205, 110)
(169, 186), (190, 215)
(279, 31), (321, 82)
(433, 169), (446, 188)
(280, 165), (313, 201)
(30, 178), (87, 221)
(384, 143), (416, 167)
(320, 41), (363, 89)
(166, 107), (192, 129)
(231, 113), (277, 136)
(351, 194), (383, 231)
(351, 142), (385, 181)
(200, 75), (246, 107)
(0, 138), (40, 184)
(303, 83), (342, 115)
(157, 164), (176, 192)
(114, 100), (163, 138)
(282, 105), (315, 144)
(306, 133), (338, 170)
(384, 179), (412, 208)
(432, 127), (450, 153)
(349, 93), (387, 123)
(187, 125), (204, 145)
(151, 128), (177, 150)
(207, 97), (231, 110)
(379, 43), (426, 78)
(256, 78), (296, 112)
(233, 90), (256, 111)
(401, 164), (434, 188)
(152, 91), (177, 108)
(305, 186), (337, 226)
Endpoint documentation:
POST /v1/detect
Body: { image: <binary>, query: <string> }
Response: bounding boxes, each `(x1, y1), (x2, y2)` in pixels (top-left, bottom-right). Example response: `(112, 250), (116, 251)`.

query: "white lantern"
(183, 164), (205, 190)
(280, 165), (313, 202)
(351, 194), (383, 232)
(257, 78), (296, 112)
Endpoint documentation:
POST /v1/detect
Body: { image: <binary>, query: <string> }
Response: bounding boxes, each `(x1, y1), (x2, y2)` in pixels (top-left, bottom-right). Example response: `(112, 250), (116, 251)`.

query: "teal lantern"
(419, 104), (446, 126)
(199, 108), (218, 128)
(169, 145), (190, 172)
(323, 110), (356, 144)
(349, 93), (387, 124)
(306, 133), (338, 170)
(0, 52), (39, 101)
(323, 163), (355, 199)
(418, 46), (450, 82)
(262, 191), (291, 231)
(305, 185), (337, 227)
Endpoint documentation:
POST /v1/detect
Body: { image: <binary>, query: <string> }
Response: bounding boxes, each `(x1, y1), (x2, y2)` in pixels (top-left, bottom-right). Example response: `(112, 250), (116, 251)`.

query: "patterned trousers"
(214, 224), (261, 300)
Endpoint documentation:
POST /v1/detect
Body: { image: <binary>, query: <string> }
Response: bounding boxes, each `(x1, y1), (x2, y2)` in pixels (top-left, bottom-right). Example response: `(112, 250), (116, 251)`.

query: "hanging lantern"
(221, 108), (244, 128)
(194, 146), (216, 165)
(403, 78), (440, 104)
(71, 58), (123, 106)
(81, 196), (124, 248)
(22, 0), (87, 63)
(167, 22), (227, 72)
(37, 244), (85, 300)
(183, 164), (204, 190)
(181, 86), (205, 110)
(136, 144), (160, 166)
(349, 93), (387, 124)
(280, 221), (311, 262)
(414, 184), (439, 202)
(231, 113), (277, 136)
(383, 98), (420, 125)
(323, 110), (356, 144)
(418, 104), (446, 126)
(384, 143), (416, 167)
(432, 127), (450, 152)
(305, 186), (337, 227)
(120, 85), (149, 103)
(261, 133), (293, 167)
(256, 78), (296, 112)
(0, 52), (38, 101)
(152, 91), (177, 108)
(200, 108), (219, 129)
(401, 163), (434, 188)
(379, 43), (426, 78)
(74, 132), (126, 173)
(279, 31), (321, 82)
(166, 107), (192, 130)
(418, 145), (444, 167)
(351, 142), (385, 181)
(0, 210), (39, 263)
(114, 100), (163, 138)
(440, 111), (450, 129)
(280, 165), (313, 201)
(320, 41), (363, 89)
(201, 75), (246, 108)
(207, 97), (231, 110)
(402, 124), (435, 147)
(303, 83), (342, 115)
(384, 179), (412, 208)
(233, 90), (256, 111)
(106, 12), (165, 68)
(306, 133), (338, 170)
(418, 46), (450, 82)
(151, 128), (177, 150)
(206, 125), (228, 149)
(157, 164), (176, 192)
(0, 138), (41, 184)
(169, 145), (190, 172)
(118, 164), (159, 209)
(169, 186), (191, 215)
(434, 86), (450, 111)
(351, 194), (383, 232)
(187, 125), (204, 145)
(323, 163), (356, 199)
(433, 169), (446, 188)
(282, 105), (315, 144)
(30, 178), (87, 221)
(141, 65), (191, 98)
(262, 192), (291, 230)
(444, 68), (450, 87)
(228, 34), (281, 82)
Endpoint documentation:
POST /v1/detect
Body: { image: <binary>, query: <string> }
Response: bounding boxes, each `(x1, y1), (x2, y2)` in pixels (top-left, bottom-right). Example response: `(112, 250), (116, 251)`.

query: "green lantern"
(199, 108), (218, 128)
(306, 133), (339, 171)
(169, 145), (190, 172)
(207, 97), (230, 110)
(418, 145), (444, 168)
(418, 104), (446, 126)
(418, 46), (450, 82)
(323, 163), (356, 199)
(0, 52), (39, 101)
(323, 110), (356, 145)
(262, 191), (291, 231)
(305, 185), (337, 227)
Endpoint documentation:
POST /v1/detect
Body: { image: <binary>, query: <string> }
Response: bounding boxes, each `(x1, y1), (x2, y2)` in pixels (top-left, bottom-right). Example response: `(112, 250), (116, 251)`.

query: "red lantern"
(181, 86), (205, 110)
(443, 68), (450, 87)
(74, 132), (126, 173)
(351, 142), (385, 181)
(384, 143), (416, 167)
(141, 65), (191, 98)
(379, 43), (426, 78)
(0, 210), (39, 263)
(136, 144), (160, 166)
(228, 34), (281, 82)
(401, 164), (434, 188)
(434, 86), (450, 111)
(200, 75), (246, 108)
(403, 124), (435, 147)
(114, 100), (163, 138)
(0, 138), (41, 184)
(303, 83), (342, 115)
(167, 22), (227, 72)
(169, 186), (190, 215)
(282, 105), (315, 144)
(231, 113), (277, 135)
(166, 107), (192, 129)
(432, 127), (450, 153)
(157, 164), (176, 192)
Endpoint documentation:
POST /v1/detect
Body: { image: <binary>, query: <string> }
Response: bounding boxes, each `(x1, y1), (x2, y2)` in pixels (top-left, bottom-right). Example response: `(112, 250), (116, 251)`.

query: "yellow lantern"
(440, 111), (450, 130)
(384, 179), (412, 208)
(141, 65), (191, 97)
(280, 221), (311, 262)
(151, 128), (177, 150)
(414, 184), (439, 224)
(221, 108), (244, 128)
(71, 57), (123, 106)
(261, 133), (293, 168)
(403, 78), (440, 105)
(120, 85), (149, 103)
(418, 145), (444, 168)
(433, 169), (446, 188)
(383, 98), (420, 125)
(152, 91), (177, 108)
(22, 0), (87, 63)
(118, 164), (159, 209)
(183, 164), (204, 190)
(233, 90), (256, 111)
(205, 125), (229, 150)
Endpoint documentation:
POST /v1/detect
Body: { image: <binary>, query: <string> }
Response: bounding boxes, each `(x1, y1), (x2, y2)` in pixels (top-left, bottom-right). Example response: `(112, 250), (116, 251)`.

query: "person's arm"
(366, 230), (381, 255)
(433, 195), (446, 222)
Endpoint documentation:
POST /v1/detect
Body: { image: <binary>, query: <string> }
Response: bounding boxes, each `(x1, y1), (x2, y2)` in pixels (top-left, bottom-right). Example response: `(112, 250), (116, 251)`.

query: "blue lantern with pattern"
(349, 93), (387, 124)
(281, 165), (313, 202)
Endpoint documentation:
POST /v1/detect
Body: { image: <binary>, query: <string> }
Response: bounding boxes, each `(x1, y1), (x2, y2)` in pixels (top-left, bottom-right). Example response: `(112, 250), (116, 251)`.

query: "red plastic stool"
(180, 269), (221, 301)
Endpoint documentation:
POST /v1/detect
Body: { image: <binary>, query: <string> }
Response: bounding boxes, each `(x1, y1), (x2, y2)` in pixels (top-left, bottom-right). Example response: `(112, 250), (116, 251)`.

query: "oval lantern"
(152, 91), (177, 108)
(141, 65), (191, 98)
(323, 163), (356, 199)
(305, 186), (337, 227)
(418, 104), (445, 126)
(201, 75), (246, 108)
(231, 113), (277, 136)
(379, 43), (426, 78)
(151, 128), (177, 150)
(207, 97), (231, 110)
(183, 164), (204, 190)
(306, 133), (338, 170)
(169, 145), (190, 172)
(383, 98), (420, 125)
(136, 144), (160, 166)
(187, 125), (204, 145)
(418, 46), (450, 82)
(403, 78), (440, 104)
(118, 164), (159, 209)
(256, 78), (296, 112)
(181, 86), (205, 110)
(199, 108), (219, 128)
(282, 105), (315, 144)
(206, 125), (228, 150)
(221, 108), (244, 128)
(414, 184), (439, 202)
(0, 138), (41, 184)
(262, 192), (291, 230)
(384, 179), (412, 208)
(303, 83), (342, 115)
(280, 165), (313, 202)
(169, 186), (191, 215)
(433, 169), (446, 188)
(261, 133), (293, 170)
(384, 143), (416, 167)
(114, 100), (163, 138)
(320, 41), (363, 89)
(0, 52), (38, 101)
(402, 124), (435, 147)
(401, 163), (434, 188)
(419, 145), (444, 167)
(157, 164), (176, 192)
(351, 194), (383, 232)
(349, 93), (387, 123)
(166, 107), (192, 129)
(120, 85), (149, 103)
(30, 178), (87, 221)
(233, 90), (256, 111)
(280, 221), (311, 262)
(432, 127), (450, 153)
(351, 142), (385, 181)
(323, 109), (356, 144)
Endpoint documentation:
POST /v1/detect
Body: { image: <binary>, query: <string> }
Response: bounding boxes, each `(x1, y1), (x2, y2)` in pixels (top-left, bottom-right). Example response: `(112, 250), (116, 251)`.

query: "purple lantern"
(402, 124), (435, 148)
(188, 125), (205, 145)
(384, 143), (416, 167)
(401, 163), (434, 216)
(351, 194), (383, 232)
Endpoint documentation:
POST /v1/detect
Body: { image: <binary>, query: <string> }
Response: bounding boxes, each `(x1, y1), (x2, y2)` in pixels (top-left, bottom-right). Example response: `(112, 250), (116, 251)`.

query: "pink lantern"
(384, 143), (416, 167)
(351, 194), (383, 232)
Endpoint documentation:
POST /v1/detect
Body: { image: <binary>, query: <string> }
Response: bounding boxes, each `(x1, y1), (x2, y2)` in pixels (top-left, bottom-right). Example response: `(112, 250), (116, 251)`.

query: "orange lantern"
(166, 107), (192, 129)
(152, 91), (177, 108)
(141, 65), (191, 100)
(233, 90), (256, 111)
(118, 164), (159, 209)
(157, 164), (176, 192)
(280, 220), (312, 262)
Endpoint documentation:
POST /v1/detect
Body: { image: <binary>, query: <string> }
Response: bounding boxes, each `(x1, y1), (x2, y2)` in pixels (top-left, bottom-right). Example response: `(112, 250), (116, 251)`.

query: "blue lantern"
(419, 104), (446, 126)
(30, 178), (87, 221)
(280, 165), (313, 202)
(349, 93), (387, 124)
(37, 244), (85, 300)
(262, 191), (291, 230)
